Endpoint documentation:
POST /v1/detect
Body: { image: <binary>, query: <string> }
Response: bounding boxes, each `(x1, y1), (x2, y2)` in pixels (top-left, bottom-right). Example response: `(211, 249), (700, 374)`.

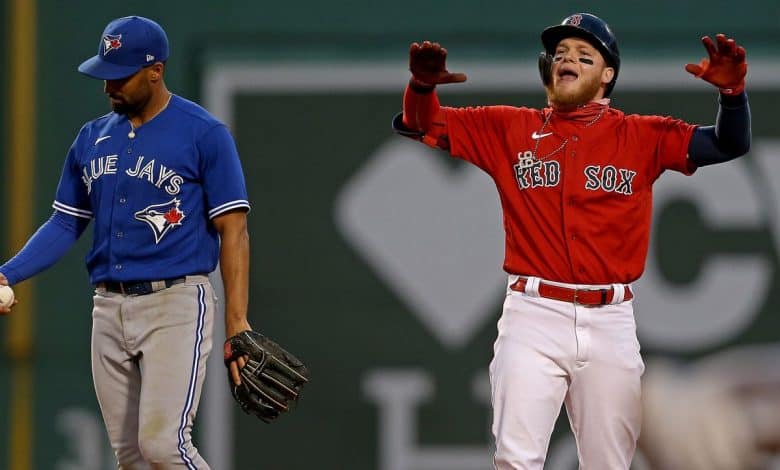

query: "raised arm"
(686, 34), (751, 166)
(393, 41), (467, 149)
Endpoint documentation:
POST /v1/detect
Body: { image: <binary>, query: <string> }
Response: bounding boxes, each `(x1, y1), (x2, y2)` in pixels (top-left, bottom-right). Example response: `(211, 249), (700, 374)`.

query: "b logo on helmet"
(569, 14), (583, 26)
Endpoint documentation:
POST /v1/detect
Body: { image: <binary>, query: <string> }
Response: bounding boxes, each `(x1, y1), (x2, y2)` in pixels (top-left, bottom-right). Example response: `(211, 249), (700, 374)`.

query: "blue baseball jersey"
(53, 95), (250, 284)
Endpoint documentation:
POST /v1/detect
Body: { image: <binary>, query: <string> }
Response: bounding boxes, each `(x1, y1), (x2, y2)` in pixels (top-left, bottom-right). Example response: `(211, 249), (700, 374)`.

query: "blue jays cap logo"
(102, 34), (123, 55)
(134, 198), (186, 244)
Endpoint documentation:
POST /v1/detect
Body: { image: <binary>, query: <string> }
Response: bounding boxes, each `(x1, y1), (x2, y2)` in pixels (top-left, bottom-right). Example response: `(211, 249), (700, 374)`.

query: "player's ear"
(148, 63), (164, 82)
(601, 66), (615, 86)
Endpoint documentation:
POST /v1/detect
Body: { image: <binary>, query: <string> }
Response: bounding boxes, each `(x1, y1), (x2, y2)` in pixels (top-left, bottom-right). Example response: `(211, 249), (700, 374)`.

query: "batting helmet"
(538, 13), (620, 96)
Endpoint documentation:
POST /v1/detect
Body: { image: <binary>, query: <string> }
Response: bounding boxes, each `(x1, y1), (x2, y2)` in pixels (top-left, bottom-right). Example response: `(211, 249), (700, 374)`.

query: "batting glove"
(409, 41), (467, 90)
(685, 34), (747, 95)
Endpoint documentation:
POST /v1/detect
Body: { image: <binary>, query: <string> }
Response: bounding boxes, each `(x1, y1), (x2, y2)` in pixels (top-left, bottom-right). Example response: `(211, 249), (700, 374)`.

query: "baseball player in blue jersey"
(0, 16), (251, 468)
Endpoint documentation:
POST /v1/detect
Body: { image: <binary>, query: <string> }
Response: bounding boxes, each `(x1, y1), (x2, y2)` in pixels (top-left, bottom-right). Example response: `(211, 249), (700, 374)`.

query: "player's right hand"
(0, 273), (18, 315)
(409, 41), (467, 86)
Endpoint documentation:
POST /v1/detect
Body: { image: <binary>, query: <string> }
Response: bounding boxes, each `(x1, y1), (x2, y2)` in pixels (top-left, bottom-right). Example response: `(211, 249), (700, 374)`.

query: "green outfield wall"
(2, 1), (779, 468)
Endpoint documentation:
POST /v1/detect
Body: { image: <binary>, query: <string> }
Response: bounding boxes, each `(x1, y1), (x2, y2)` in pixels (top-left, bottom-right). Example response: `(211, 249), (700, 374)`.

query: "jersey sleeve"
(197, 124), (251, 219)
(650, 116), (698, 176)
(443, 105), (520, 173)
(52, 127), (93, 219)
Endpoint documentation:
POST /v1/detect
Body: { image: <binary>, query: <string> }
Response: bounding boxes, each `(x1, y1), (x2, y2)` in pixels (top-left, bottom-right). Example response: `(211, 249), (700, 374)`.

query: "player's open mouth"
(557, 67), (579, 82)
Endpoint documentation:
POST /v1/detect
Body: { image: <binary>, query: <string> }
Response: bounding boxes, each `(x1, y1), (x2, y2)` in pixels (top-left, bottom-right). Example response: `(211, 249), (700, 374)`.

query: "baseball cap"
(78, 16), (169, 80)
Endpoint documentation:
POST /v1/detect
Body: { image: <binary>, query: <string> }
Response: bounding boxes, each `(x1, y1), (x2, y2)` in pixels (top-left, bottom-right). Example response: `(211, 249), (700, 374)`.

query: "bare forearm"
(216, 212), (251, 337)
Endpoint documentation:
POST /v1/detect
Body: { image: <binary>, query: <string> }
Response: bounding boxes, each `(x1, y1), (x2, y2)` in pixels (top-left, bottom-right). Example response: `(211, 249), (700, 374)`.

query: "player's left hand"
(226, 320), (252, 385)
(685, 34), (747, 95)
(223, 330), (310, 422)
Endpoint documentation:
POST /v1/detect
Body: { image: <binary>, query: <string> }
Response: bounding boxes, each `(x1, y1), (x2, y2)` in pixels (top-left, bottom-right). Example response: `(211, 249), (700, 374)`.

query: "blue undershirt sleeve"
(0, 210), (90, 285)
(688, 92), (751, 167)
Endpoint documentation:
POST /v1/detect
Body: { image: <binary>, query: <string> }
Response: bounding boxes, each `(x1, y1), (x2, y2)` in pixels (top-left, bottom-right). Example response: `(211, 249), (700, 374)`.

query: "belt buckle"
(572, 288), (590, 306)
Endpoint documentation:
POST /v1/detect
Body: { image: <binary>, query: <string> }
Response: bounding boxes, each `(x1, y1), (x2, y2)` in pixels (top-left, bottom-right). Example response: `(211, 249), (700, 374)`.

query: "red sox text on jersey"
(424, 103), (695, 284)
(512, 152), (637, 196)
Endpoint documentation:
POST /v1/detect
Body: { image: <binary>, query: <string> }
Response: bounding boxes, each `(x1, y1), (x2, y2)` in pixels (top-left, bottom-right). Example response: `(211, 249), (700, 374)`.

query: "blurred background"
(2, 0), (780, 469)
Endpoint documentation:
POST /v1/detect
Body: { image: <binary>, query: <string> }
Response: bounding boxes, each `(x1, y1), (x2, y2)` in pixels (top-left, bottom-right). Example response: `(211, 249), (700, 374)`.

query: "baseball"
(0, 285), (15, 308)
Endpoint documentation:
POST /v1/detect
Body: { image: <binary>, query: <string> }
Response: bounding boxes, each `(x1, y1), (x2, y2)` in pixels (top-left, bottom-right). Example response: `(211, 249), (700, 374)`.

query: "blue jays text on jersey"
(82, 154), (184, 195)
(53, 94), (250, 284)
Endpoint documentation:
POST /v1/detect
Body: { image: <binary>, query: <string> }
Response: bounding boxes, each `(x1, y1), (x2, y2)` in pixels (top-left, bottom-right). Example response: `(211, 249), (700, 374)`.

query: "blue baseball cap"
(78, 16), (169, 80)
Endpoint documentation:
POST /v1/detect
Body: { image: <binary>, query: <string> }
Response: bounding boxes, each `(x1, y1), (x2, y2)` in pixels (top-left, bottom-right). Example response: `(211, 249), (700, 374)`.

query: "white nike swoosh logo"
(531, 131), (553, 140)
(94, 135), (112, 145)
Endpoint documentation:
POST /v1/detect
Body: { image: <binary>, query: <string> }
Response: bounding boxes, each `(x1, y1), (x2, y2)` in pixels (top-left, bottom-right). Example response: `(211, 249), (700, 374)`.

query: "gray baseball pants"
(91, 275), (214, 469)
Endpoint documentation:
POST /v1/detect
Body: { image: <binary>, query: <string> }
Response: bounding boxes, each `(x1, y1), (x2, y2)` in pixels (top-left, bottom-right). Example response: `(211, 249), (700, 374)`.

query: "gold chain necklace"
(518, 105), (607, 169)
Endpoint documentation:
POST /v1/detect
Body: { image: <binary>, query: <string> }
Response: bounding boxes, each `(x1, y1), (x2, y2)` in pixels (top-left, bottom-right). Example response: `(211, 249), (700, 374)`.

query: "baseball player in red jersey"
(393, 13), (751, 470)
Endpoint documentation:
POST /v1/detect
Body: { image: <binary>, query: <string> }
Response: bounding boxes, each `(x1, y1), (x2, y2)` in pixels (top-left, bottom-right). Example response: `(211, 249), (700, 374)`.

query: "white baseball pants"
(489, 276), (645, 469)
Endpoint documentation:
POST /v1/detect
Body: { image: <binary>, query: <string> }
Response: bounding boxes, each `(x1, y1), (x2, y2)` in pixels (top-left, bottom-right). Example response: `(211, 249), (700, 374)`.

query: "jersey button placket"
(561, 146), (579, 277)
(111, 166), (128, 277)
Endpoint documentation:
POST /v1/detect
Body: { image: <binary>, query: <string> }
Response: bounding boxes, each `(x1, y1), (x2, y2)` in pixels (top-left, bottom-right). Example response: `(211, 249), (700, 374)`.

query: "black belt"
(100, 277), (186, 296)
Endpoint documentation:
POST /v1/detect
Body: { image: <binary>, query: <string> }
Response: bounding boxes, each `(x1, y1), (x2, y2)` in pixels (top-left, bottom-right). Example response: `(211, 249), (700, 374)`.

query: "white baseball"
(0, 285), (15, 308)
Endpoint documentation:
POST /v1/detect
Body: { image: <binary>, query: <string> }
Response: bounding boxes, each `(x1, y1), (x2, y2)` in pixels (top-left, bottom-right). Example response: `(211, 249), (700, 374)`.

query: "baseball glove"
(223, 330), (310, 422)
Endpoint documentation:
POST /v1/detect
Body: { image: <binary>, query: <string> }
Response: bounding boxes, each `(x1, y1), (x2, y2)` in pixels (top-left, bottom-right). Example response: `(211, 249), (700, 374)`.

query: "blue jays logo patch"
(134, 198), (185, 244)
(102, 34), (122, 55)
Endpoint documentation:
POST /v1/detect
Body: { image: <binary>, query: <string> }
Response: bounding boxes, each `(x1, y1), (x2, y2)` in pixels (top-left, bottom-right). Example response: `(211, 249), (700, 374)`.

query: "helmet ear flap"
(538, 52), (553, 86)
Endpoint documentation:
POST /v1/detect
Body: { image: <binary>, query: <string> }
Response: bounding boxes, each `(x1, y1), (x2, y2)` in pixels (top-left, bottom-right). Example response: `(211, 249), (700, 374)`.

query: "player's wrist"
(409, 77), (436, 93)
(225, 317), (251, 339)
(718, 82), (745, 96)
(719, 90), (747, 107)
(0, 268), (18, 286)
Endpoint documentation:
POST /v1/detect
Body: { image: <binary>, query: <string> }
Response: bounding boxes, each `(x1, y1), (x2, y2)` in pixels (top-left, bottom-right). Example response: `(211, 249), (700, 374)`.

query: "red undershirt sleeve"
(401, 82), (450, 150)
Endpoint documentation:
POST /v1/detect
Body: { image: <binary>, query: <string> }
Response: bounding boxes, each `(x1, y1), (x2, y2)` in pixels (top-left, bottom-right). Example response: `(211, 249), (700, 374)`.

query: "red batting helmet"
(538, 13), (620, 96)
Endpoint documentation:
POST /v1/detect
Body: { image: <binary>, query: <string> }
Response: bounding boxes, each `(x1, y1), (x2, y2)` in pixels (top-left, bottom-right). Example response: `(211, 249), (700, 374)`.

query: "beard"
(108, 85), (150, 116)
(547, 73), (604, 109)
(109, 96), (143, 115)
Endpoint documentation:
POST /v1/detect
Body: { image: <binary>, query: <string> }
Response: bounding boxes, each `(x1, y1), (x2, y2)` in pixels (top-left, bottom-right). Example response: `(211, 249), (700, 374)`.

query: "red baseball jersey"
(439, 103), (697, 284)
